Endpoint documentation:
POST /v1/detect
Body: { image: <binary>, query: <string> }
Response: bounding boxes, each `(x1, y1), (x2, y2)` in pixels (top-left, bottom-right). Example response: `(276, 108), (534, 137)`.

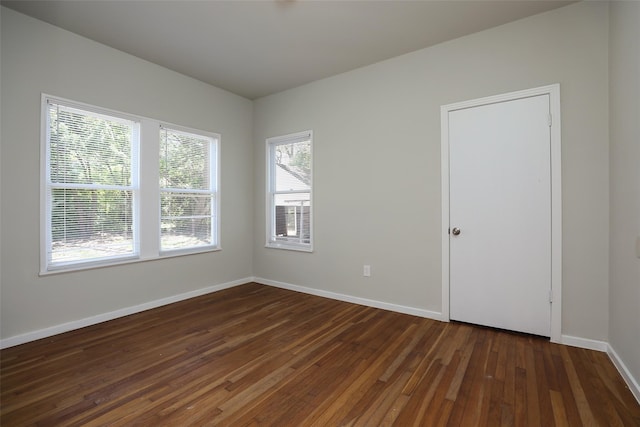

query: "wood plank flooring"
(1, 283), (639, 426)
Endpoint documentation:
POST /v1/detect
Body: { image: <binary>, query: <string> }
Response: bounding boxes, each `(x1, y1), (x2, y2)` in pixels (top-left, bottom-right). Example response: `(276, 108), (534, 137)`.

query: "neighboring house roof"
(276, 163), (310, 190)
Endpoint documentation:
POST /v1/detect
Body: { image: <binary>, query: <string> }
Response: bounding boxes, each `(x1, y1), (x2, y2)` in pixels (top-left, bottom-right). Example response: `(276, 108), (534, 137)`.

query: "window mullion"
(138, 118), (160, 259)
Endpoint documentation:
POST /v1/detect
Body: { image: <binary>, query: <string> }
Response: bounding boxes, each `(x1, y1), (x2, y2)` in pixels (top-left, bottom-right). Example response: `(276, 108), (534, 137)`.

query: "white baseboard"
(607, 344), (640, 404)
(562, 335), (639, 404)
(3, 276), (638, 405)
(254, 277), (445, 321)
(561, 334), (609, 352)
(0, 277), (252, 349)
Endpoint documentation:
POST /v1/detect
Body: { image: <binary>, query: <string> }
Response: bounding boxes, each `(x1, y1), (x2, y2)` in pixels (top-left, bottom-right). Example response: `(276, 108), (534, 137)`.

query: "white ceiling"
(2, 0), (574, 100)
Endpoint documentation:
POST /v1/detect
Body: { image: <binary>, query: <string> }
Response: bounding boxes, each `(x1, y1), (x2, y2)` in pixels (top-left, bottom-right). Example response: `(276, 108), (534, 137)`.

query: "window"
(160, 126), (218, 253)
(266, 131), (312, 251)
(44, 99), (140, 270)
(41, 95), (220, 273)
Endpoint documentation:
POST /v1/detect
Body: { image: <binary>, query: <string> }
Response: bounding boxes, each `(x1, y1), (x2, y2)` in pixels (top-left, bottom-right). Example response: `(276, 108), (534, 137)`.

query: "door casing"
(440, 84), (562, 343)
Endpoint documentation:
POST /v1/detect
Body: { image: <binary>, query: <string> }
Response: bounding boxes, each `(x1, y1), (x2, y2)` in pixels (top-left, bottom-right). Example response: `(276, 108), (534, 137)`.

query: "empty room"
(1, 1), (639, 425)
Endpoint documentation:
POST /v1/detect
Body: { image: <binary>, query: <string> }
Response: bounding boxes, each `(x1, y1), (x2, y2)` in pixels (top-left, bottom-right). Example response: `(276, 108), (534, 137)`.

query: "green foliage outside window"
(49, 106), (133, 245)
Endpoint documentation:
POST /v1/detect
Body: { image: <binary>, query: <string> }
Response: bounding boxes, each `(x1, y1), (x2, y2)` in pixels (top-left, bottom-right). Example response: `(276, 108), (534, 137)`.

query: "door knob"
(452, 227), (461, 236)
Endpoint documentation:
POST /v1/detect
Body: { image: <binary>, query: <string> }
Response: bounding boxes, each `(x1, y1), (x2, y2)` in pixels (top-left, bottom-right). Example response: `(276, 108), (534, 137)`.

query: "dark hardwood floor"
(1, 283), (639, 426)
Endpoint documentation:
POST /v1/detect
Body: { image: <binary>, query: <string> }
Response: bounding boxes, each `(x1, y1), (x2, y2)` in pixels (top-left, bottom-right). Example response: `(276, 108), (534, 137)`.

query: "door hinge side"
(549, 290), (553, 303)
(548, 114), (552, 127)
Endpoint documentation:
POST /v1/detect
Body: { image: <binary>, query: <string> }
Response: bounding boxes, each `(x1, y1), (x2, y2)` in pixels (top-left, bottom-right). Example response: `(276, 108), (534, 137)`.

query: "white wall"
(253, 2), (610, 341)
(1, 2), (626, 359)
(0, 7), (254, 340)
(609, 1), (640, 389)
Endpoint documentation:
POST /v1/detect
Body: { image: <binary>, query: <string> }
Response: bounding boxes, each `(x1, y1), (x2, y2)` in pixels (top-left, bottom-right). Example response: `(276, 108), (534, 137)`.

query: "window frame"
(265, 130), (313, 252)
(40, 94), (221, 275)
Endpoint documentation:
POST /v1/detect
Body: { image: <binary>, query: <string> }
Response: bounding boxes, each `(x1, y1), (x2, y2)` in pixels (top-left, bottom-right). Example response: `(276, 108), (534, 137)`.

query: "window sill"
(265, 242), (313, 253)
(40, 246), (221, 276)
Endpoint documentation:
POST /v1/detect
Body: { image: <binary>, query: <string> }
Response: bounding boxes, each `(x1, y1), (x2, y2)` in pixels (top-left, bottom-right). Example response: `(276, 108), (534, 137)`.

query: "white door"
(448, 94), (551, 337)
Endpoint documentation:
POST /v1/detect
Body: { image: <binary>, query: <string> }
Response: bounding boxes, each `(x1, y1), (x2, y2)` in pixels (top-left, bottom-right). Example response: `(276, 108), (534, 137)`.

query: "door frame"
(440, 84), (562, 343)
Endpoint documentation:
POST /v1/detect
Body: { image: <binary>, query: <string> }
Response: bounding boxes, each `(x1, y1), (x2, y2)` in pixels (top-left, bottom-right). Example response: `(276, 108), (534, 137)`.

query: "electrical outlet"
(363, 265), (371, 277)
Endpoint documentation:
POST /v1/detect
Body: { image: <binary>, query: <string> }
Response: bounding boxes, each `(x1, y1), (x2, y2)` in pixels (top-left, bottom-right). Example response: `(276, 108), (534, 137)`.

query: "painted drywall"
(609, 1), (640, 388)
(253, 1), (610, 341)
(0, 7), (254, 339)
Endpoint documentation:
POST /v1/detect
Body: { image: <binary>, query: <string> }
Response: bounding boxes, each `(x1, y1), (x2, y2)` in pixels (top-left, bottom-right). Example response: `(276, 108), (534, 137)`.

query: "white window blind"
(45, 100), (139, 269)
(160, 126), (218, 252)
(267, 131), (312, 251)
